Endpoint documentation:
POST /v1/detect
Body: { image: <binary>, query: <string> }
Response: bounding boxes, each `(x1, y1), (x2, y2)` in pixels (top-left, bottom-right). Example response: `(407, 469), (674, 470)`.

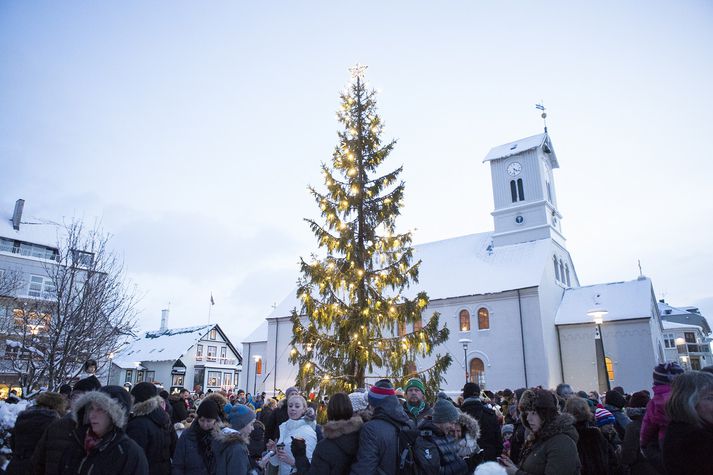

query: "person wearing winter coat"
(418, 398), (478, 475)
(172, 398), (222, 475)
(169, 389), (191, 425)
(454, 410), (482, 460)
(349, 379), (415, 475)
(292, 392), (362, 475)
(641, 362), (684, 471)
(6, 392), (66, 475)
(595, 406), (623, 470)
(662, 370), (713, 475)
(499, 388), (580, 475)
(620, 391), (659, 475)
(264, 386), (299, 442)
(266, 394), (317, 475)
(402, 378), (433, 424)
(213, 404), (257, 475)
(36, 386), (148, 475)
(564, 396), (616, 475)
(125, 382), (177, 475)
(460, 382), (503, 462)
(604, 390), (632, 439)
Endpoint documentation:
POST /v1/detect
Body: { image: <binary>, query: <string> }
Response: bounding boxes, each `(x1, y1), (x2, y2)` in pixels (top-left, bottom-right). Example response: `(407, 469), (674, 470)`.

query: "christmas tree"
(289, 65), (451, 395)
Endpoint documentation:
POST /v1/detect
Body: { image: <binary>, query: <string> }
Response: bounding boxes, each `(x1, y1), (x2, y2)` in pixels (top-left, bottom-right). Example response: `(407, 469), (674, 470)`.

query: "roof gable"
(555, 278), (654, 325)
(483, 132), (559, 168)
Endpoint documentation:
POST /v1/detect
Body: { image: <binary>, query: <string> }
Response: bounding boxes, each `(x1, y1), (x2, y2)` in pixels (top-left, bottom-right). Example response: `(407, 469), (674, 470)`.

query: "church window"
(413, 317), (422, 332)
(559, 260), (565, 283)
(398, 321), (407, 337)
(459, 309), (471, 332)
(469, 358), (485, 387)
(565, 264), (571, 287)
(546, 181), (552, 202)
(510, 180), (518, 203)
(605, 357), (614, 381)
(477, 308), (490, 330)
(517, 178), (525, 201)
(553, 256), (560, 281)
(405, 360), (417, 376)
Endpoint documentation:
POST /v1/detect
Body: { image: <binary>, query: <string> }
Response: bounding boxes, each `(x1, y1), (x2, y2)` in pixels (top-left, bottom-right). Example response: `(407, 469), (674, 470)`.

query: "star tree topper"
(349, 63), (368, 80)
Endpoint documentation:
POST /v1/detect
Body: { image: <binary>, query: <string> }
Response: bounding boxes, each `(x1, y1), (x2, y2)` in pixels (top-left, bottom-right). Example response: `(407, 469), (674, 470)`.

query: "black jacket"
(663, 420), (713, 475)
(621, 410), (659, 475)
(31, 413), (79, 475)
(418, 419), (471, 475)
(7, 406), (60, 475)
(169, 394), (189, 424)
(573, 421), (616, 475)
(460, 397), (503, 462)
(264, 401), (289, 442)
(125, 396), (177, 475)
(294, 415), (363, 475)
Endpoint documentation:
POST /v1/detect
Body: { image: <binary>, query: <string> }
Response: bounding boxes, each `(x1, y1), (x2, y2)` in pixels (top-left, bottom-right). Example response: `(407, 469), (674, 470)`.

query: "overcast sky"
(1, 1), (712, 344)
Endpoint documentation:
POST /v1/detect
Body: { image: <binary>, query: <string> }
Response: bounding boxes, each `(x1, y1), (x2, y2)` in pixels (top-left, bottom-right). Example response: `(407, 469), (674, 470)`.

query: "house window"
(207, 346), (217, 362)
(517, 178), (525, 201)
(172, 374), (184, 387)
(510, 180), (518, 203)
(71, 250), (94, 267)
(196, 344), (203, 360)
(605, 357), (615, 381)
(137, 371), (144, 383)
(684, 332), (696, 344)
(478, 308), (490, 330)
(28, 275), (56, 299)
(691, 357), (702, 371)
(553, 256), (560, 282)
(220, 347), (227, 362)
(469, 358), (485, 387)
(209, 329), (217, 340)
(398, 322), (407, 337)
(145, 371), (155, 382)
(223, 373), (233, 387)
(207, 371), (221, 387)
(663, 333), (675, 349)
(459, 309), (471, 332)
(4, 345), (19, 360)
(413, 317), (422, 332)
(405, 361), (417, 376)
(125, 370), (133, 383)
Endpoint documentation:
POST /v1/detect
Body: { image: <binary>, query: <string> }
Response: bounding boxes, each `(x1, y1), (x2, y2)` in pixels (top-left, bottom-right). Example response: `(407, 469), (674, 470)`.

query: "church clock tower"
(483, 133), (565, 247)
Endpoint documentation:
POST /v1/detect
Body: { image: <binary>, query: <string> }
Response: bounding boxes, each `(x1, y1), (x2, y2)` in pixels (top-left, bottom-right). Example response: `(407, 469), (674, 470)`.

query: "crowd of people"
(1, 362), (711, 474)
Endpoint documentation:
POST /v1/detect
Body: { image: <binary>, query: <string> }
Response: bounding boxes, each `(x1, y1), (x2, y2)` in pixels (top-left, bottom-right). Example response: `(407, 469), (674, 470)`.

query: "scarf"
(195, 426), (216, 473)
(407, 400), (426, 418)
(84, 429), (103, 454)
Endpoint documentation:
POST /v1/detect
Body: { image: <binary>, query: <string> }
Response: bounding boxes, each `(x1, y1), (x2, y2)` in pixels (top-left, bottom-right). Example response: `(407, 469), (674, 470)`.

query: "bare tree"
(1, 221), (139, 392)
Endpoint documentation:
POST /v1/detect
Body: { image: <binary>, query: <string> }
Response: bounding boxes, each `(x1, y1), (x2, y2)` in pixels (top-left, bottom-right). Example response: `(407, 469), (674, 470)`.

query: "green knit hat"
(405, 378), (425, 394)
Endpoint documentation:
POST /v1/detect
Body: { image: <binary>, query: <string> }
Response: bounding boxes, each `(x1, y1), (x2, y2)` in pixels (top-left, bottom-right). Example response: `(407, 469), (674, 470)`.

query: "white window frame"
(28, 275), (56, 299)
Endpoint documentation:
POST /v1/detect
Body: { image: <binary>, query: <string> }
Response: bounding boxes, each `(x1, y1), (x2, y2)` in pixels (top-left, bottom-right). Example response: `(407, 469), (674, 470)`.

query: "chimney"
(11, 199), (25, 231)
(160, 309), (169, 331)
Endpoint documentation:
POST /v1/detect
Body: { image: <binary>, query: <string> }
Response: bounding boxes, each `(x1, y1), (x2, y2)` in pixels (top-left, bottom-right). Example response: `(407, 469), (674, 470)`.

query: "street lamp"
(253, 355), (262, 394)
(587, 299), (610, 394)
(458, 338), (471, 384)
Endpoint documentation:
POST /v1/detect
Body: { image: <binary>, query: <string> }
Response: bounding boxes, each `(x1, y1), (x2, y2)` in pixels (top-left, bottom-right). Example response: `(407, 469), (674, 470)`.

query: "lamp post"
(253, 355), (262, 394)
(458, 338), (471, 384)
(587, 301), (610, 394)
(107, 352), (114, 385)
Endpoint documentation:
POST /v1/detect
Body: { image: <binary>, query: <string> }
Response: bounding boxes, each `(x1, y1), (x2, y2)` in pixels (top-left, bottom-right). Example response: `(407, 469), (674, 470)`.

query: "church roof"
(265, 232), (556, 320)
(483, 132), (559, 168)
(243, 321), (268, 343)
(555, 278), (654, 325)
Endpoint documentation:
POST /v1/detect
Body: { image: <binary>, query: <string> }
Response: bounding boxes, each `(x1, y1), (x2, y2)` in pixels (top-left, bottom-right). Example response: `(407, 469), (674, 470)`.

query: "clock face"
(507, 162), (522, 176)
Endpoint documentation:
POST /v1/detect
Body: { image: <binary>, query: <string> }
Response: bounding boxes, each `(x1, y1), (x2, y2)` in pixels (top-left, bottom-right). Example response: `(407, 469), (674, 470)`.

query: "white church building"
(244, 132), (678, 396)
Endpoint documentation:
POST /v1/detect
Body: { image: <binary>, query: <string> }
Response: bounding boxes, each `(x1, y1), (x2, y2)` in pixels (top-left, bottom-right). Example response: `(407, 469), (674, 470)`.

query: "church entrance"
(469, 358), (485, 388)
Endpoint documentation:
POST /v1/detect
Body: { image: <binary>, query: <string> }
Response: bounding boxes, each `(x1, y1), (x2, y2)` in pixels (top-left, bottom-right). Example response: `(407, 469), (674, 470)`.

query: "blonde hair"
(666, 371), (713, 428)
(287, 394), (308, 417)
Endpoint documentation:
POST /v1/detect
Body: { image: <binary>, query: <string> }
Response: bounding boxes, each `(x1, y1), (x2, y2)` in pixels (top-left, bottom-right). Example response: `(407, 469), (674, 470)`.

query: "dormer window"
(209, 329), (217, 340)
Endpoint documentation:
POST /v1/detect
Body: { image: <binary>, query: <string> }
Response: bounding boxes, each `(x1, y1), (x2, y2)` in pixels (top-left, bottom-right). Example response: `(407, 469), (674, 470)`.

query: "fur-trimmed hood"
(322, 415), (363, 439)
(132, 395), (162, 417)
(203, 392), (228, 410)
(213, 426), (250, 446)
(529, 413), (578, 444)
(457, 411), (481, 440)
(73, 390), (129, 429)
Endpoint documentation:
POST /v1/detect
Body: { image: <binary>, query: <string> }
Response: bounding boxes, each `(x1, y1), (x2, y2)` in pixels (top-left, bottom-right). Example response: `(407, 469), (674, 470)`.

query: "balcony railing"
(677, 343), (712, 355)
(195, 355), (236, 365)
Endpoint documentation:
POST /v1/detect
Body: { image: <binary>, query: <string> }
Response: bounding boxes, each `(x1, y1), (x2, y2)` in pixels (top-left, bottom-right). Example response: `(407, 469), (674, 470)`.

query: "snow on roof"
(243, 321), (268, 343)
(119, 324), (213, 363)
(662, 320), (703, 332)
(483, 133), (558, 169)
(0, 213), (61, 249)
(268, 232), (556, 319)
(555, 278), (654, 325)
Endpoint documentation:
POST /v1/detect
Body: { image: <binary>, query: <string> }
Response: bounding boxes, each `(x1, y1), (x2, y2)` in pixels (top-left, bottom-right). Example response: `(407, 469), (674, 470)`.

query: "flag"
(535, 103), (545, 111)
(210, 293), (215, 306)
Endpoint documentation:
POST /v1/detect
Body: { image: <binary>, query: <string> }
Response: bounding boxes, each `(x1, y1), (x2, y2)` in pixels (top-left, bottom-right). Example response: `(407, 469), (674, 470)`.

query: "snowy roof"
(555, 278), (654, 325)
(0, 213), (61, 249)
(658, 301), (711, 335)
(483, 133), (559, 168)
(243, 321), (268, 343)
(119, 324), (214, 363)
(662, 320), (703, 332)
(269, 232), (557, 319)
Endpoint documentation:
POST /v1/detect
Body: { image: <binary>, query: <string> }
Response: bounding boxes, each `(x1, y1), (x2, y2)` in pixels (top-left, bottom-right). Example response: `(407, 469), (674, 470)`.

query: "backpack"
(377, 415), (441, 475)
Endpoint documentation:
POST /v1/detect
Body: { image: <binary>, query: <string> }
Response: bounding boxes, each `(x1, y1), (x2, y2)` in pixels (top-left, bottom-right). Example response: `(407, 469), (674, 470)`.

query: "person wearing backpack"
(418, 398), (479, 475)
(349, 379), (414, 475)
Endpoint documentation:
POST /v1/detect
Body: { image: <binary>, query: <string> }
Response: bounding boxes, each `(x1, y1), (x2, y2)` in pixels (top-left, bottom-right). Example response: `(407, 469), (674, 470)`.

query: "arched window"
(605, 357), (614, 381)
(405, 361), (417, 377)
(413, 317), (422, 332)
(510, 180), (518, 203)
(398, 321), (407, 337)
(559, 259), (565, 283)
(459, 309), (471, 332)
(478, 307), (490, 330)
(517, 178), (525, 201)
(469, 358), (485, 386)
(546, 181), (552, 202)
(565, 264), (571, 287)
(553, 255), (560, 281)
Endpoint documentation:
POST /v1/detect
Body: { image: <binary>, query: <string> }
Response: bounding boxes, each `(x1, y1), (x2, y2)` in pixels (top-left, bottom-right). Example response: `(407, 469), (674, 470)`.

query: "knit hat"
(197, 399), (221, 420)
(229, 404), (256, 431)
(131, 382), (158, 404)
(59, 384), (72, 396)
(405, 378), (425, 395)
(605, 390), (627, 409)
(285, 386), (299, 399)
(431, 398), (460, 423)
(595, 407), (616, 427)
(368, 379), (396, 408)
(627, 390), (650, 409)
(348, 391), (369, 412)
(74, 376), (102, 393)
(653, 362), (684, 385)
(518, 388), (557, 412)
(462, 382), (480, 399)
(501, 424), (514, 436)
(36, 391), (67, 414)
